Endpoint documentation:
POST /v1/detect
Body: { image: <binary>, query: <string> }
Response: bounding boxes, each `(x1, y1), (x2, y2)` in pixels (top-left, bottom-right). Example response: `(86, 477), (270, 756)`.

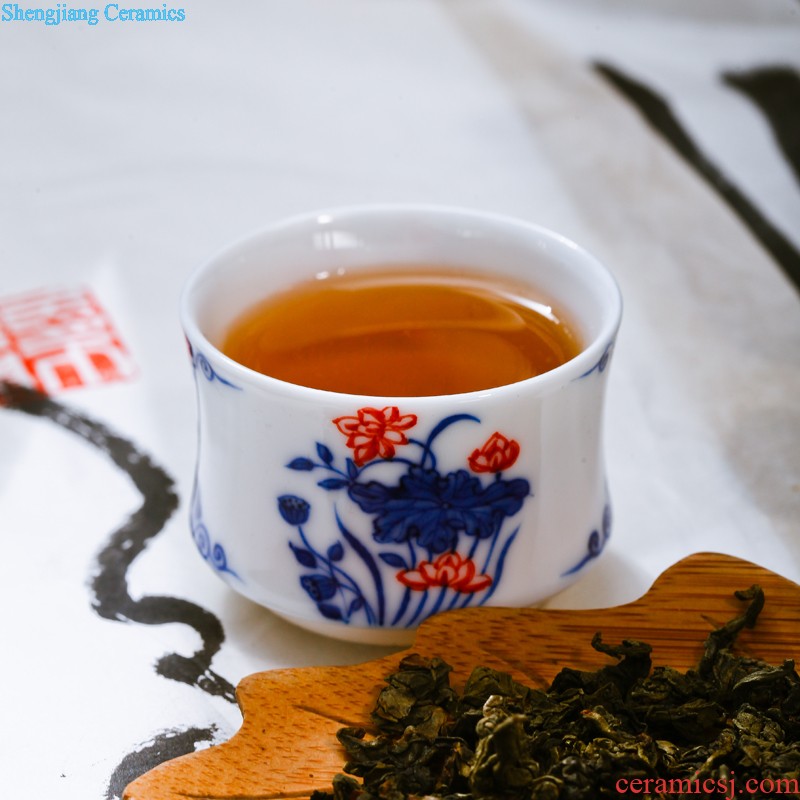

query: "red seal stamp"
(0, 286), (136, 393)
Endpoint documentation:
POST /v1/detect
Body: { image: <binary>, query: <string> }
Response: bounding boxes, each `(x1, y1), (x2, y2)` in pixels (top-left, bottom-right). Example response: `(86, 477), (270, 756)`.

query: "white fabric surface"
(1, 1), (798, 797)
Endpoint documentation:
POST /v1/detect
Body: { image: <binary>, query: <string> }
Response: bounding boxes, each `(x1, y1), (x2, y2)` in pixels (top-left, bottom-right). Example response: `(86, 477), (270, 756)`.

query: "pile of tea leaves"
(311, 586), (800, 800)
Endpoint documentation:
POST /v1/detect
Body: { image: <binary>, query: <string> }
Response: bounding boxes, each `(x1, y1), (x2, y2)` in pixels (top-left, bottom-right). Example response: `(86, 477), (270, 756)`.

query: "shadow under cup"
(181, 205), (622, 645)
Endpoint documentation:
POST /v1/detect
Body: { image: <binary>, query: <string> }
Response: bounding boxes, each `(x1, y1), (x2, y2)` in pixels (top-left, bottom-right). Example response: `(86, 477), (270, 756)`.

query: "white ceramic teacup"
(181, 205), (622, 645)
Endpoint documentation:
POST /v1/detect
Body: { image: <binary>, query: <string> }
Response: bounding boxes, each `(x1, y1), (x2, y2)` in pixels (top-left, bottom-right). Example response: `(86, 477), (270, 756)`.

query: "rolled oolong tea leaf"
(311, 585), (800, 800)
(370, 653), (457, 737)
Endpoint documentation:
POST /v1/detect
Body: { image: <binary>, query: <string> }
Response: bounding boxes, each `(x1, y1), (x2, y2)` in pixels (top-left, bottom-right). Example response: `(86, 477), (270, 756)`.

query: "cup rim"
(180, 203), (623, 402)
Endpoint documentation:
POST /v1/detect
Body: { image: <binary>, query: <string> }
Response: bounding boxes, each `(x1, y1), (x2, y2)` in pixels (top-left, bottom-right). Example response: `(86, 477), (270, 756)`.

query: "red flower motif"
(468, 431), (520, 473)
(332, 406), (417, 467)
(397, 552), (492, 593)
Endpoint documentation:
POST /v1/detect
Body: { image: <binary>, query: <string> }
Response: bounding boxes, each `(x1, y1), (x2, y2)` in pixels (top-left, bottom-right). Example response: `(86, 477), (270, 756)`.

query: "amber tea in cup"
(221, 267), (581, 396)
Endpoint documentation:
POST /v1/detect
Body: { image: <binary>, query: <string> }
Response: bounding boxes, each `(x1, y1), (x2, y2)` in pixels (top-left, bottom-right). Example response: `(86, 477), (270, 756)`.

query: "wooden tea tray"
(124, 552), (800, 800)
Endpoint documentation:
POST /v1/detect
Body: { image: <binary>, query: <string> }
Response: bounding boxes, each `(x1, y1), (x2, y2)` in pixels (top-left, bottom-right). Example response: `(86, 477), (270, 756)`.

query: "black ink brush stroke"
(594, 61), (800, 293)
(723, 65), (800, 185)
(0, 381), (235, 702)
(105, 725), (217, 800)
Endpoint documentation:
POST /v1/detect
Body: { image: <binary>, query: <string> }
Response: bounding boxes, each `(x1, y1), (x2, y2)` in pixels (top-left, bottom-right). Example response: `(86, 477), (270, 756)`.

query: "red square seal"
(0, 286), (137, 394)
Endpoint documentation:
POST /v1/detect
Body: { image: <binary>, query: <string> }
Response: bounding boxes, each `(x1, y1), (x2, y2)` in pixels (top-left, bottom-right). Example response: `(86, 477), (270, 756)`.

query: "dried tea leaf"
(313, 585), (800, 800)
(371, 653), (456, 737)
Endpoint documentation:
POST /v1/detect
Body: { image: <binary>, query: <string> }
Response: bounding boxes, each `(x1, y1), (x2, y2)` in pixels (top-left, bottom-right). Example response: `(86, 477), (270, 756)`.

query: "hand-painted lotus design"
(332, 406), (418, 466)
(468, 431), (520, 473)
(278, 409), (532, 628)
(397, 552), (492, 593)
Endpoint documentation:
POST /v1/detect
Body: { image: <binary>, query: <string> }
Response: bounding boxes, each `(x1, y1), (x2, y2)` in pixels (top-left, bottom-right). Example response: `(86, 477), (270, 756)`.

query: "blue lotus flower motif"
(300, 573), (338, 602)
(278, 495), (311, 526)
(278, 410), (534, 628)
(348, 466), (530, 554)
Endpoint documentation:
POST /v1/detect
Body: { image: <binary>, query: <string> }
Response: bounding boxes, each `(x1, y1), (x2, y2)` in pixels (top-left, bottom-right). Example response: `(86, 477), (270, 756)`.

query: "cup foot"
(271, 606), (417, 647)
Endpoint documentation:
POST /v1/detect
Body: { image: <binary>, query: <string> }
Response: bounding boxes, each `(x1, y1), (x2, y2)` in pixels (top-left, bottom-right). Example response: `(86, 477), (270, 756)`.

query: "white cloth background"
(1, 1), (798, 797)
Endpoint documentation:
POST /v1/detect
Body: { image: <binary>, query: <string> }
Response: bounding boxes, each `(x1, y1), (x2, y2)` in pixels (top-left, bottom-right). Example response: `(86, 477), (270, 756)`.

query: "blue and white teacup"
(181, 205), (622, 644)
